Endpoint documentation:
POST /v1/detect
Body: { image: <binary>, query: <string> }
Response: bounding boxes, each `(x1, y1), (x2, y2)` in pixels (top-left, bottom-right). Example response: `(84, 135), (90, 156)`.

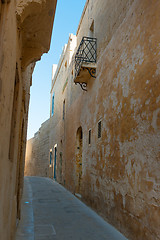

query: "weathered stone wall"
(0, 0), (57, 239)
(0, 3), (33, 239)
(49, 34), (77, 183)
(76, 0), (134, 56)
(48, 1), (160, 240)
(25, 119), (50, 177)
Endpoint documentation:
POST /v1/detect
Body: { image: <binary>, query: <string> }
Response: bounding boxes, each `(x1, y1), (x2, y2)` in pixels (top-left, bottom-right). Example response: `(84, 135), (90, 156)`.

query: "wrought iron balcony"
(74, 37), (97, 91)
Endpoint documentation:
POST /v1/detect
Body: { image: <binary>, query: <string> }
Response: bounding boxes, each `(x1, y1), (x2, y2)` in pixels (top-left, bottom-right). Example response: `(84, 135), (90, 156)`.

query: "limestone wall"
(48, 34), (77, 183)
(25, 119), (50, 177)
(0, 0), (57, 239)
(48, 0), (160, 240)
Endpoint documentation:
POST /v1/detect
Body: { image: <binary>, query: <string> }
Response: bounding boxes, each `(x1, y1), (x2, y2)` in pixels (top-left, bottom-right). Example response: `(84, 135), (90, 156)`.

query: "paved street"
(16, 177), (128, 240)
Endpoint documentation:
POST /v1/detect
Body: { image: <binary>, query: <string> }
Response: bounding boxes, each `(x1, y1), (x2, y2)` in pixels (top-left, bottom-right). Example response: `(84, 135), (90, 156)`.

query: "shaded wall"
(0, 3), (33, 239)
(25, 119), (50, 177)
(0, 0), (57, 239)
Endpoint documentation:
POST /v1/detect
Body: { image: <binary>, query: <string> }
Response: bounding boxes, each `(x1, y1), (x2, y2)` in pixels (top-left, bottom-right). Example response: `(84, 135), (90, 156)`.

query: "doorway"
(76, 127), (83, 193)
(53, 145), (57, 180)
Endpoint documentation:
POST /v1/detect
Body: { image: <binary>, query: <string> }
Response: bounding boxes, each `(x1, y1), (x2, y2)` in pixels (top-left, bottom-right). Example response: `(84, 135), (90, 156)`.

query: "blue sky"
(27, 0), (86, 139)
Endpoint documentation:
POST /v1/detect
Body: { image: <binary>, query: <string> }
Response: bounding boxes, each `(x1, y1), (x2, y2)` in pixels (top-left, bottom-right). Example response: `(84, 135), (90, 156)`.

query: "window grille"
(98, 121), (101, 138)
(75, 37), (97, 79)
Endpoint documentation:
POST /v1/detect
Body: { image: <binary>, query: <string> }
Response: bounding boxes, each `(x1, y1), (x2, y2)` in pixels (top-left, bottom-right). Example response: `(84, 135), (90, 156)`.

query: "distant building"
(25, 1), (160, 240)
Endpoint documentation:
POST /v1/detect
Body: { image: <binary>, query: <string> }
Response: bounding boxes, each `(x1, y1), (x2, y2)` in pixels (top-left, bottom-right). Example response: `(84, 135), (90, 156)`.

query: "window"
(50, 151), (52, 165)
(89, 19), (94, 38)
(51, 93), (54, 116)
(98, 120), (101, 138)
(90, 20), (94, 32)
(89, 129), (91, 145)
(63, 100), (65, 120)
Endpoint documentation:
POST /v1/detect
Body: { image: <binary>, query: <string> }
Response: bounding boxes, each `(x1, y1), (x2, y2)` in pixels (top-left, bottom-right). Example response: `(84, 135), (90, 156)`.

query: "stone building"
(0, 0), (57, 239)
(25, 119), (50, 177)
(25, 0), (160, 239)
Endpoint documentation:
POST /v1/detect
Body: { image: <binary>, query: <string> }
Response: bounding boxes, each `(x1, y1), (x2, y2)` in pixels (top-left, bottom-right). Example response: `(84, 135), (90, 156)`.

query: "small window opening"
(90, 19), (94, 32)
(80, 129), (83, 140)
(89, 19), (94, 38)
(89, 129), (91, 145)
(98, 121), (101, 138)
(63, 100), (65, 120)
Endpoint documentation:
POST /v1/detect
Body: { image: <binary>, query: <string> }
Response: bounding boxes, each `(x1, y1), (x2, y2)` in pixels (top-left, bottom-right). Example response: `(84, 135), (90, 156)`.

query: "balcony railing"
(74, 37), (97, 90)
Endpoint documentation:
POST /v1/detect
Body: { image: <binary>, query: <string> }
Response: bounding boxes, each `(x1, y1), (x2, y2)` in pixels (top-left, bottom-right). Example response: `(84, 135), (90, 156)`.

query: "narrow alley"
(16, 177), (128, 240)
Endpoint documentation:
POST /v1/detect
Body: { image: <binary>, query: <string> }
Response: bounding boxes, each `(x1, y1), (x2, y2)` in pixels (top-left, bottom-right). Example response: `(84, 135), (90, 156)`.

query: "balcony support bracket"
(75, 82), (87, 91)
(83, 67), (96, 78)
